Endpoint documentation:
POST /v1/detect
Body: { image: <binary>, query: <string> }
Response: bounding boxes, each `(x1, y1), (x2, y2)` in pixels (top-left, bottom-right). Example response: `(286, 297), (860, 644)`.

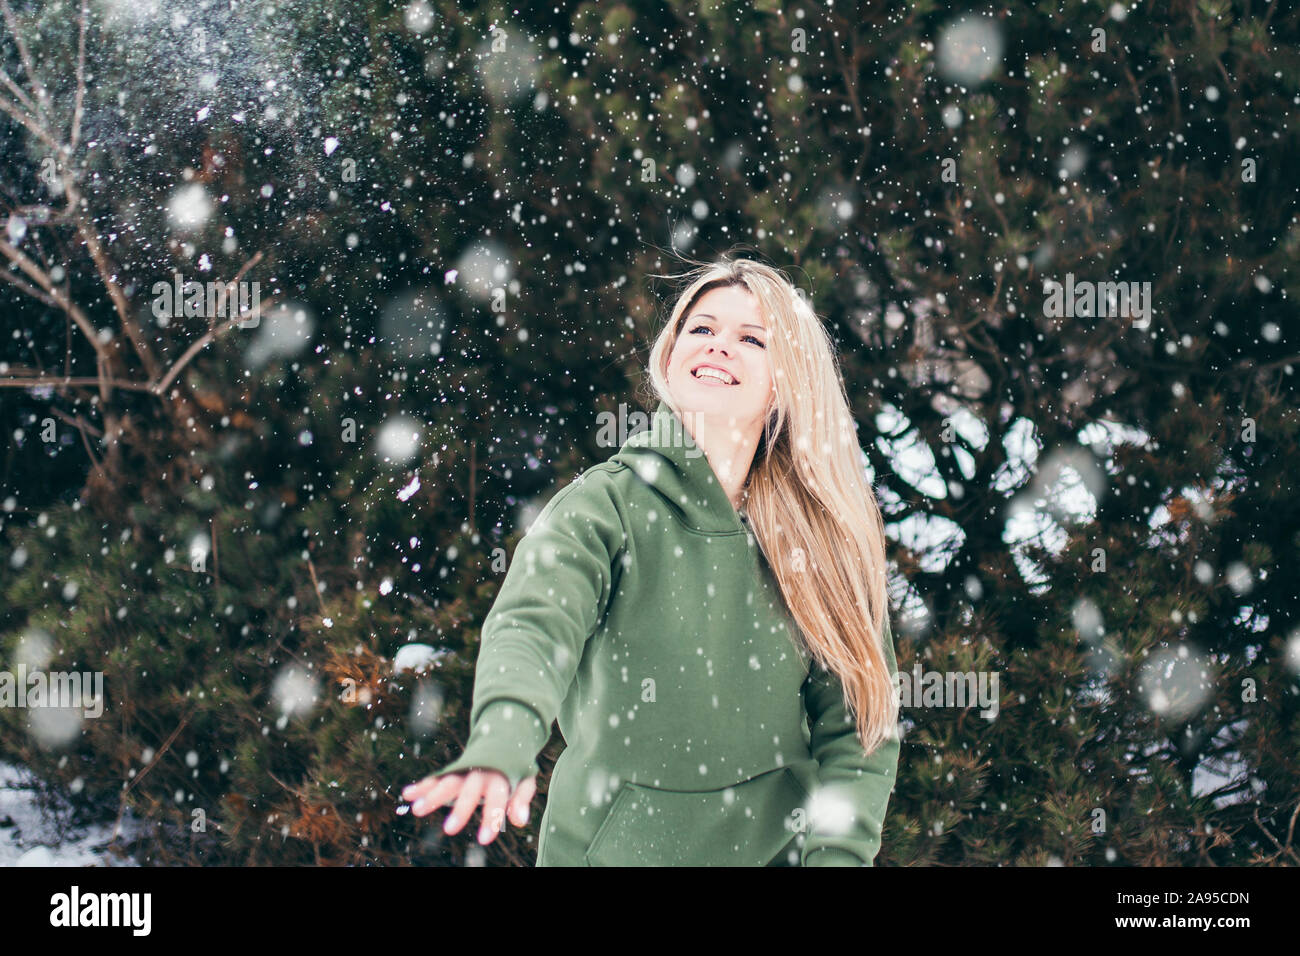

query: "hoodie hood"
(608, 399), (746, 535)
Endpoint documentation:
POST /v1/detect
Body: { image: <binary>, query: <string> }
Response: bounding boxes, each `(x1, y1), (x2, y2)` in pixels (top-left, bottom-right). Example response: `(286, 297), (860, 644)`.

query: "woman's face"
(666, 284), (774, 431)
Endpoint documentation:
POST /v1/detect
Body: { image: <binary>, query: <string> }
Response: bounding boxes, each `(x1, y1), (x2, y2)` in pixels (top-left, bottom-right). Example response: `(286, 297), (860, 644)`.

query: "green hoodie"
(427, 400), (900, 866)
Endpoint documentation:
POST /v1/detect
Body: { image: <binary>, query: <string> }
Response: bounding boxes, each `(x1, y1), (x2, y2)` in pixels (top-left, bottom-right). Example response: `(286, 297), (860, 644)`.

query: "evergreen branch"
(109, 708), (196, 854)
(1252, 803), (1300, 864)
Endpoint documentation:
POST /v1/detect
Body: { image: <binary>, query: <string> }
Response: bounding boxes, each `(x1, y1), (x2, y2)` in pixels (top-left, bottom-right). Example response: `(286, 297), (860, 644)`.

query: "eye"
(687, 324), (766, 348)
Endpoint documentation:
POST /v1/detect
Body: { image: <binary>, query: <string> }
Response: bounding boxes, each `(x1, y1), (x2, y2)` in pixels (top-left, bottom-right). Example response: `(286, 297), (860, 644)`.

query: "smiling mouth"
(691, 366), (739, 385)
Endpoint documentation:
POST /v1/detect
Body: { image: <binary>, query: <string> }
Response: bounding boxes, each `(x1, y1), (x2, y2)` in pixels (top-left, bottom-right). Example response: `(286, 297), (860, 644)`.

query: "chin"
(685, 385), (740, 404)
(672, 373), (752, 414)
(691, 397), (759, 422)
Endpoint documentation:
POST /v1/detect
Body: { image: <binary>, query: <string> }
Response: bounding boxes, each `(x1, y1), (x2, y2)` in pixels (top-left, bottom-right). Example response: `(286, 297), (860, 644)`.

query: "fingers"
(508, 775), (536, 827)
(406, 773), (459, 818)
(476, 773), (512, 844)
(403, 771), (458, 807)
(401, 770), (534, 845)
(442, 771), (509, 844)
(442, 771), (484, 836)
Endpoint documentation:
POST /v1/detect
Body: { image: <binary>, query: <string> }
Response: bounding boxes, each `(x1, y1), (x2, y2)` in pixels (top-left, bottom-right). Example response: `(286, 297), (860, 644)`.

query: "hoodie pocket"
(584, 766), (811, 867)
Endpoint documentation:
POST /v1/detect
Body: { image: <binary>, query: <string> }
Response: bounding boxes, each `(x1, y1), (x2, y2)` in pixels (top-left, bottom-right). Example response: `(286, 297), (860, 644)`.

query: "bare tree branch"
(70, 0), (87, 151)
(59, 173), (162, 382)
(4, 226), (276, 401)
(45, 405), (103, 438)
(0, 66), (39, 116)
(0, 259), (62, 310)
(44, 405), (106, 476)
(153, 291), (281, 396)
(0, 375), (157, 392)
(1, 8), (154, 401)
(0, 90), (62, 152)
(9, 203), (70, 224)
(0, 237), (100, 347)
(0, 371), (154, 390)
(0, 0), (53, 123)
(0, 234), (116, 400)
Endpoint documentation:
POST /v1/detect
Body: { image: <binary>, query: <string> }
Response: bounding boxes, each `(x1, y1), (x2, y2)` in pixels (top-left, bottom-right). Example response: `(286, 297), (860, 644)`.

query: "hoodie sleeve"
(424, 472), (626, 792)
(799, 613), (901, 866)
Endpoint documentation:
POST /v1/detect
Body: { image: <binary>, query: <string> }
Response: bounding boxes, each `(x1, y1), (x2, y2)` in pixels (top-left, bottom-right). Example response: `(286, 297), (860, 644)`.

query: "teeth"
(693, 367), (736, 385)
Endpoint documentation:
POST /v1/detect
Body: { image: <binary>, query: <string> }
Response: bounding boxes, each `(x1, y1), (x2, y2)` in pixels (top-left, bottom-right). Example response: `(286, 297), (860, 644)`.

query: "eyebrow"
(689, 313), (767, 332)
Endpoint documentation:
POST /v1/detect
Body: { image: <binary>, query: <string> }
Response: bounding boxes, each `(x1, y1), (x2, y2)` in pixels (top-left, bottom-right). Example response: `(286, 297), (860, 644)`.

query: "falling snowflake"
(272, 666), (319, 719)
(935, 14), (1004, 86)
(167, 184), (212, 232)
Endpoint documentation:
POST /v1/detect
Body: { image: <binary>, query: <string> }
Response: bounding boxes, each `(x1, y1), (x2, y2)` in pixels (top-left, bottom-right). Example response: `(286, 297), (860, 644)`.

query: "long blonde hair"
(642, 253), (897, 755)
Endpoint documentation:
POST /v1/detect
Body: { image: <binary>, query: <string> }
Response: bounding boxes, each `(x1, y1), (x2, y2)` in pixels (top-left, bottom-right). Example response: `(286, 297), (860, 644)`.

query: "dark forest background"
(1, 0), (1297, 865)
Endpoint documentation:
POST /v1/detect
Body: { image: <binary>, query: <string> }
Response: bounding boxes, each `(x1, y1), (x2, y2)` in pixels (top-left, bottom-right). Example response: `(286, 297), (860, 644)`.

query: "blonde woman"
(402, 254), (900, 866)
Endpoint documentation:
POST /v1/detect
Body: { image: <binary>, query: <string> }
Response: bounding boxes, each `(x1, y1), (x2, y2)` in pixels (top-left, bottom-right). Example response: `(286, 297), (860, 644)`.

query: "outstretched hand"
(402, 769), (537, 845)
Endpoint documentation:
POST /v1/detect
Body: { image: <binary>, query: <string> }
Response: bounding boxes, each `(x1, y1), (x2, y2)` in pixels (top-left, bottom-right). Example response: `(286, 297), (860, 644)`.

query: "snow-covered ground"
(0, 761), (141, 867)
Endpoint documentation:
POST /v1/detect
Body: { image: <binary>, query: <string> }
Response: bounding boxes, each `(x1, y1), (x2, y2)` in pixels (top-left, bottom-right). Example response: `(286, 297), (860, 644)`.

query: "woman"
(401, 254), (900, 866)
